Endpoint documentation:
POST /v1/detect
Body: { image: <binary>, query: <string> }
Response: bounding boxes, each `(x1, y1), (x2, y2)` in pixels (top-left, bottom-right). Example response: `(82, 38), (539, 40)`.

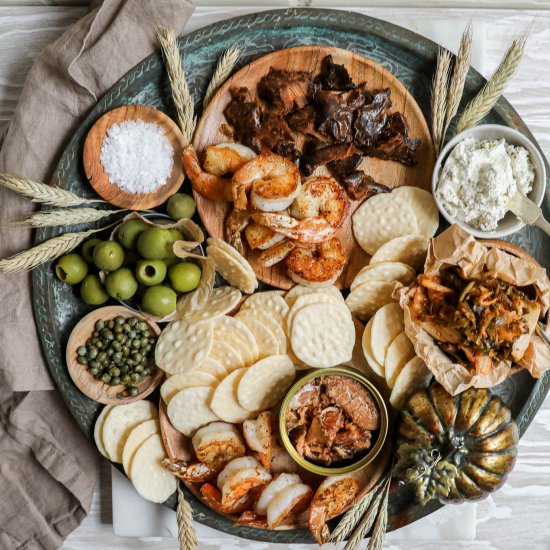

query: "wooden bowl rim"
(83, 104), (186, 210)
(66, 305), (163, 405)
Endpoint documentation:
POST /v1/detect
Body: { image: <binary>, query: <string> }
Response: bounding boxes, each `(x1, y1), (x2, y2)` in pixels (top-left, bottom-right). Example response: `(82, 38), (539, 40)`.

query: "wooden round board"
(193, 45), (435, 290)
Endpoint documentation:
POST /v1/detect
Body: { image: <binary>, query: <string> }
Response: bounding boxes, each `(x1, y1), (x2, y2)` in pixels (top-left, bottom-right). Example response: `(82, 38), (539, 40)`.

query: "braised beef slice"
(323, 375), (380, 431)
(353, 88), (392, 149)
(366, 134), (422, 166)
(257, 67), (312, 115)
(340, 171), (391, 201)
(346, 82), (373, 110)
(252, 113), (296, 154)
(315, 91), (353, 143)
(328, 154), (363, 178)
(301, 142), (356, 176)
(286, 105), (328, 142)
(223, 87), (261, 146)
(314, 55), (355, 91)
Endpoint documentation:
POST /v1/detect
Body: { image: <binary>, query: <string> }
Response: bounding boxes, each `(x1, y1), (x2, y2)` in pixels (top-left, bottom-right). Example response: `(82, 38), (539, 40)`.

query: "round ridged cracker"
(371, 302), (405, 366)
(389, 356), (432, 409)
(102, 401), (158, 463)
(207, 244), (257, 294)
(393, 186), (439, 238)
(184, 286), (242, 324)
(235, 314), (279, 359)
(167, 386), (219, 436)
(195, 357), (228, 380)
(236, 310), (286, 354)
(207, 237), (254, 273)
(209, 339), (246, 372)
(94, 405), (114, 459)
(351, 262), (416, 291)
(241, 291), (289, 325)
(214, 315), (259, 366)
(237, 355), (296, 411)
(369, 235), (429, 271)
(130, 433), (176, 503)
(122, 419), (160, 477)
(287, 293), (348, 335)
(352, 193), (418, 255)
(290, 303), (355, 368)
(155, 319), (213, 375)
(285, 284), (343, 309)
(362, 318), (384, 377)
(160, 371), (218, 405)
(385, 332), (416, 389)
(345, 281), (397, 321)
(210, 368), (255, 423)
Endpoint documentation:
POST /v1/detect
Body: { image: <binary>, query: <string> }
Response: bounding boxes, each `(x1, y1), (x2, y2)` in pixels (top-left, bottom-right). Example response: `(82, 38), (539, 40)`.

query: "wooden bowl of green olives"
(66, 305), (163, 404)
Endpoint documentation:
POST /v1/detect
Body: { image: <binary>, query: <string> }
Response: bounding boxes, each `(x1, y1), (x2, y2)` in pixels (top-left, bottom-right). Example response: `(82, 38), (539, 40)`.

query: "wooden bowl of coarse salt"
(83, 105), (187, 210)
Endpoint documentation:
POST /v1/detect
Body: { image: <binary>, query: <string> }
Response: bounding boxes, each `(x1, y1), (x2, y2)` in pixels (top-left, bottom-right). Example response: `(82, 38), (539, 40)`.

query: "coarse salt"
(100, 119), (174, 194)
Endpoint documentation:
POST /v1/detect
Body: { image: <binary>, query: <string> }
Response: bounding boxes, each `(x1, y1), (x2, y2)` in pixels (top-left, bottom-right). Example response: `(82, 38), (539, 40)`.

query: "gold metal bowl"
(279, 367), (389, 476)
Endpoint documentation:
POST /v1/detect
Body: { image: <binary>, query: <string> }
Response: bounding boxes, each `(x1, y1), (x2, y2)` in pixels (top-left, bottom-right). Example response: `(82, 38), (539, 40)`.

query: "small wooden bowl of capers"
(66, 305), (163, 404)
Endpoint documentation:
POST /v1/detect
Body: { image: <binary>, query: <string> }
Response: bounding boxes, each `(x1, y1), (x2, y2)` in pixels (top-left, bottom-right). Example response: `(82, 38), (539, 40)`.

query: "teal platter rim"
(32, 8), (550, 543)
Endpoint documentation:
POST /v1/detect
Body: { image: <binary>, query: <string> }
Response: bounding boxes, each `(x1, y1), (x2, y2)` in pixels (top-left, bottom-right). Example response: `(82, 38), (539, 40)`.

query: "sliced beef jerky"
(314, 54), (356, 91)
(340, 171), (391, 201)
(257, 67), (312, 115)
(223, 87), (261, 147)
(301, 142), (356, 176)
(315, 91), (353, 143)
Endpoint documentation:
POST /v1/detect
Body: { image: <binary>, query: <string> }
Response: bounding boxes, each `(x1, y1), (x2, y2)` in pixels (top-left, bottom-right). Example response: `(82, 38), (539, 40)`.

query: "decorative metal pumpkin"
(395, 382), (518, 505)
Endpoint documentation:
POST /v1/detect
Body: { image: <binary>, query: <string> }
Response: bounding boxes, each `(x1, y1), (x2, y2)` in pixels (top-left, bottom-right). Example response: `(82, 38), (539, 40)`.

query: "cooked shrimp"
(200, 483), (251, 515)
(255, 473), (302, 516)
(221, 466), (272, 510)
(266, 483), (313, 529)
(182, 145), (233, 202)
(192, 422), (245, 464)
(308, 475), (360, 544)
(203, 143), (256, 176)
(225, 208), (252, 255)
(245, 222), (285, 250)
(258, 238), (298, 268)
(232, 152), (300, 211)
(243, 412), (273, 469)
(286, 238), (346, 287)
(252, 212), (335, 244)
(162, 459), (218, 483)
(236, 511), (269, 528)
(217, 456), (262, 490)
(290, 176), (350, 229)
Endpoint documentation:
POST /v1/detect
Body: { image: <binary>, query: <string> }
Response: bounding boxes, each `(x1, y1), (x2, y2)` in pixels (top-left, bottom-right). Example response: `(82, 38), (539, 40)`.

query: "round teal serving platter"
(32, 8), (550, 543)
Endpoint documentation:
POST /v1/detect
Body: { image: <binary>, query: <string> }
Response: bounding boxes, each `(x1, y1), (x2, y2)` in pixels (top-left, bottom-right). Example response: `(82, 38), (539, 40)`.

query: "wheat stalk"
(6, 208), (125, 228)
(157, 26), (197, 145)
(203, 44), (242, 108)
(455, 34), (527, 134)
(440, 23), (473, 151)
(330, 474), (389, 543)
(177, 483), (197, 550)
(0, 173), (103, 207)
(367, 478), (391, 550)
(431, 47), (452, 154)
(0, 230), (97, 274)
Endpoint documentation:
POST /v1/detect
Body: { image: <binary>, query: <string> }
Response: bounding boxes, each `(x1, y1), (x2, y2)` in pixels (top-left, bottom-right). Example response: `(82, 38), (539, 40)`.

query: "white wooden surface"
(0, 2), (549, 549)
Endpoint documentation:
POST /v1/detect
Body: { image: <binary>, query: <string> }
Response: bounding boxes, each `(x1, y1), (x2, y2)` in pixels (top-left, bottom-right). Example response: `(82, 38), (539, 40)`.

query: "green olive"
(55, 253), (88, 285)
(167, 193), (196, 221)
(82, 238), (102, 264)
(168, 262), (202, 293)
(105, 268), (138, 301)
(93, 241), (125, 271)
(141, 285), (177, 317)
(80, 274), (109, 306)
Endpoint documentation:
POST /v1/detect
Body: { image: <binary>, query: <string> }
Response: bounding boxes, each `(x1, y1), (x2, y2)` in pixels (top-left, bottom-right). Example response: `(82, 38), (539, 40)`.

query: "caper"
(131, 339), (140, 349)
(113, 351), (123, 363)
(101, 373), (112, 384)
(128, 330), (136, 339)
(135, 321), (146, 332)
(110, 377), (121, 386)
(127, 358), (136, 367)
(90, 360), (100, 370)
(96, 340), (104, 350)
(122, 346), (130, 356)
(77, 356), (88, 365)
(122, 323), (131, 333)
(134, 364), (144, 373)
(129, 317), (139, 326)
(128, 386), (139, 397)
(109, 366), (121, 377)
(139, 337), (149, 348)
(107, 348), (114, 357)
(115, 333), (125, 343)
(107, 320), (115, 330)
(88, 367), (100, 376)
(142, 367), (152, 376)
(86, 338), (94, 347)
(130, 373), (141, 383)
(97, 351), (107, 363)
(92, 331), (99, 338)
(121, 374), (132, 385)
(120, 365), (130, 374)
(145, 344), (153, 353)
(77, 346), (87, 356)
(114, 324), (123, 334)
(95, 319), (105, 331)
(87, 347), (98, 360)
(115, 316), (125, 325)
(111, 341), (121, 352)
(94, 372), (103, 380)
(132, 352), (143, 363)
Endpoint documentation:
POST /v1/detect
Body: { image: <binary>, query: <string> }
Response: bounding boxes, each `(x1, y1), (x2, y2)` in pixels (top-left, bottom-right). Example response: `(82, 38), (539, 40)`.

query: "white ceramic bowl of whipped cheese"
(432, 124), (546, 238)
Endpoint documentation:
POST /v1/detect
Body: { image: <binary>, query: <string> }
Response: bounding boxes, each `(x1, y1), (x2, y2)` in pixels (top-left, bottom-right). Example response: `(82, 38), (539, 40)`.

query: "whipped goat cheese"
(436, 137), (534, 231)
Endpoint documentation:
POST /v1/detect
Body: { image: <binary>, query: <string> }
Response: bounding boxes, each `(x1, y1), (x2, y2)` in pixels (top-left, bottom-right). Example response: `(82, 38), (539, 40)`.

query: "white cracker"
(214, 315), (259, 366)
(130, 433), (176, 503)
(209, 339), (246, 372)
(160, 371), (218, 405)
(210, 368), (256, 423)
(102, 401), (158, 463)
(369, 235), (429, 271)
(94, 405), (114, 459)
(285, 284), (343, 309)
(207, 244), (258, 294)
(235, 314), (279, 359)
(195, 357), (228, 380)
(286, 292), (348, 336)
(371, 302), (405, 366)
(184, 286), (242, 324)
(345, 281), (397, 321)
(352, 193), (418, 255)
(207, 237), (255, 274)
(392, 186), (439, 238)
(362, 318), (384, 377)
(291, 303), (355, 368)
(237, 355), (296, 411)
(155, 319), (214, 376)
(351, 262), (416, 291)
(241, 292), (289, 325)
(236, 310), (286, 354)
(385, 332), (416, 389)
(389, 356), (432, 409)
(167, 386), (219, 436)
(122, 419), (160, 477)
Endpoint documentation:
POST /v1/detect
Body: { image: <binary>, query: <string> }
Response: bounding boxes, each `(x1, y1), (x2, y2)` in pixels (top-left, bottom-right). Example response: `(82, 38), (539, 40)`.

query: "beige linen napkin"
(0, 1), (193, 548)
